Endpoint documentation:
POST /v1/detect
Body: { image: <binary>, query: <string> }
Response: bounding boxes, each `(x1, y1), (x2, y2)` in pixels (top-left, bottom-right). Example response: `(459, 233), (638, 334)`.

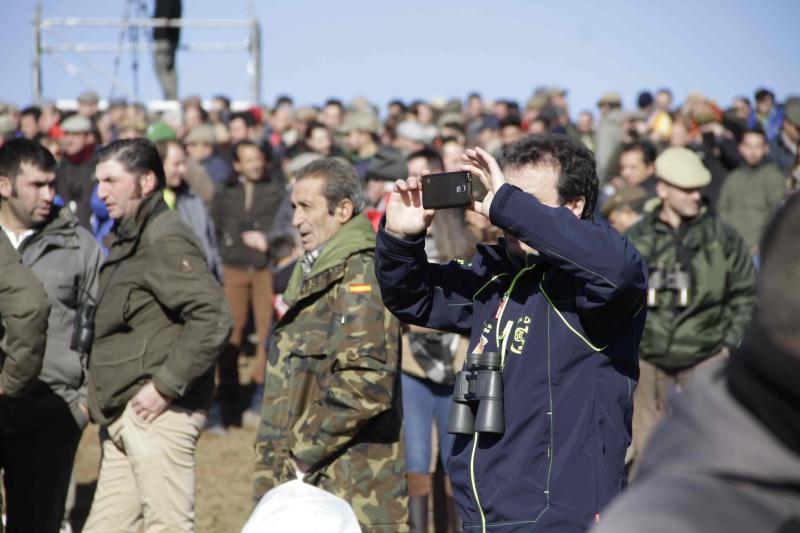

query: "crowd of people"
(0, 83), (798, 533)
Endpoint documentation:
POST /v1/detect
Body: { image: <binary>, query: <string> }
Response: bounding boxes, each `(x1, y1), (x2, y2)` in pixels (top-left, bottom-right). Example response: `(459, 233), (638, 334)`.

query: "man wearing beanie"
(594, 192), (800, 533)
(624, 147), (757, 474)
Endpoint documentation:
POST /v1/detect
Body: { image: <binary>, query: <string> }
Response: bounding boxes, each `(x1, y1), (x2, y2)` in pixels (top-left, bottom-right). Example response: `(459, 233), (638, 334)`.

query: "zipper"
(469, 262), (535, 532)
(469, 432), (486, 533)
(495, 264), (536, 352)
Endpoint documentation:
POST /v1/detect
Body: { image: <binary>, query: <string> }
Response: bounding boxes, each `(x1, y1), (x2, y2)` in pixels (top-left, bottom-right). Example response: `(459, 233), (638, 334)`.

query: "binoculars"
(446, 351), (505, 435)
(70, 301), (96, 354)
(647, 263), (691, 308)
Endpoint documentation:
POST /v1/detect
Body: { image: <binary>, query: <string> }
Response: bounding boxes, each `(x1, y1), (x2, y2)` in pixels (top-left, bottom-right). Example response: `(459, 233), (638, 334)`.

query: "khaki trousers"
(630, 351), (726, 477)
(83, 403), (206, 533)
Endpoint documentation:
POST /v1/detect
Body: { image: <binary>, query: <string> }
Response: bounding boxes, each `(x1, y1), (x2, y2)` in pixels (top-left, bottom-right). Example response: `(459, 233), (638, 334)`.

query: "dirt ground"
(70, 356), (259, 533)
(70, 419), (257, 533)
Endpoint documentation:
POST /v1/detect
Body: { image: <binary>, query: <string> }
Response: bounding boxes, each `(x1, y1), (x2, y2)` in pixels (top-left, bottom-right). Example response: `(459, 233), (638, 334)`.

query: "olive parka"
(87, 192), (232, 424)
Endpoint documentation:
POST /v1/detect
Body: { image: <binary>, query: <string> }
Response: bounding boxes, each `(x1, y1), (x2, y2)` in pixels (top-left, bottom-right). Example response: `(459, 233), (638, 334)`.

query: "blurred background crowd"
(1, 82), (797, 246)
(2, 83), (798, 525)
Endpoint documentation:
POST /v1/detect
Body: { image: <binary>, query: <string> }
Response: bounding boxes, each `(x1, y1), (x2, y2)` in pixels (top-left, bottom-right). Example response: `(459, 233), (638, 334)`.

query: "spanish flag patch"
(349, 283), (372, 293)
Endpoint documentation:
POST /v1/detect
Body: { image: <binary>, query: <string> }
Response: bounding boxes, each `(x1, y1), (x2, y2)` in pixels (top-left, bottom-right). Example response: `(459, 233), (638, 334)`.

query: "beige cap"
(526, 94), (548, 110)
(295, 106), (318, 122)
(395, 120), (427, 142)
(600, 186), (648, 218)
(183, 124), (216, 145)
(77, 90), (99, 103)
(437, 111), (464, 129)
(337, 112), (380, 135)
(60, 114), (93, 133)
(655, 147), (711, 189)
(287, 152), (322, 176)
(597, 92), (622, 107)
(118, 119), (147, 133)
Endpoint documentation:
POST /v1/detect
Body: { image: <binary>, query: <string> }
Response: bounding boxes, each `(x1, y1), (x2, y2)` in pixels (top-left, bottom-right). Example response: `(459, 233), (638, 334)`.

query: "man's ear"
(655, 179), (669, 200)
(564, 196), (585, 218)
(139, 170), (158, 196)
(335, 198), (354, 223)
(0, 175), (12, 200)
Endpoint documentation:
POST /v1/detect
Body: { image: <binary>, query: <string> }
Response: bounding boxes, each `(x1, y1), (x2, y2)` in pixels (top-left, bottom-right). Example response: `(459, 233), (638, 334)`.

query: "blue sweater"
(375, 184), (646, 532)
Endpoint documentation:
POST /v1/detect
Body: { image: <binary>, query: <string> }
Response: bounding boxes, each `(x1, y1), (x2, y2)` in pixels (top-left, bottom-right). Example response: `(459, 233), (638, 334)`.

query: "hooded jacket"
(592, 359), (800, 533)
(2, 207), (102, 431)
(376, 183), (647, 532)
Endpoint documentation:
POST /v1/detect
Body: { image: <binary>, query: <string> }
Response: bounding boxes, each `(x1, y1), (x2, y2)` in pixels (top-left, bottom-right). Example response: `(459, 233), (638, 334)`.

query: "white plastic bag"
(241, 478), (361, 533)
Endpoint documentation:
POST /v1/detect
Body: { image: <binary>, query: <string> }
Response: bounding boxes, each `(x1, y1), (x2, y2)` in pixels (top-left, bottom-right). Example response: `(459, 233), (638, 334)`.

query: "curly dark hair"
(500, 133), (598, 220)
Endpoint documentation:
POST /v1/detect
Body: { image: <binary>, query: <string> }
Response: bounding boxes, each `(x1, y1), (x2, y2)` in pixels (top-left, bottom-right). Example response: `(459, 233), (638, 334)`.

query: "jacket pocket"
(289, 327), (329, 358)
(284, 328), (329, 424)
(94, 285), (130, 338)
(90, 332), (147, 408)
(39, 335), (84, 390)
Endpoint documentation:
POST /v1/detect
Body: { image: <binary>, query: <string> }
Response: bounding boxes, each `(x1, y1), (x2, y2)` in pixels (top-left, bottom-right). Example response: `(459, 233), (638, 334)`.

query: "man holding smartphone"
(375, 134), (647, 532)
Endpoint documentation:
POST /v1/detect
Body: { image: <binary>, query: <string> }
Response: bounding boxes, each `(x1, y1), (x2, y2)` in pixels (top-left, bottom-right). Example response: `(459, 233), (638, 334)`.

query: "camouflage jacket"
(254, 214), (407, 532)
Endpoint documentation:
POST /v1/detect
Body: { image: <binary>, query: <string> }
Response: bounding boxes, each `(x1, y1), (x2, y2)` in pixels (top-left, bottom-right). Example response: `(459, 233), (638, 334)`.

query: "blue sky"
(1, 0), (797, 116)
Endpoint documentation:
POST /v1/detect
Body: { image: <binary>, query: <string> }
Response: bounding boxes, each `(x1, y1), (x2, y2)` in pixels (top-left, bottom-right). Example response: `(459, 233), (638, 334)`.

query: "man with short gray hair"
(253, 157), (407, 532)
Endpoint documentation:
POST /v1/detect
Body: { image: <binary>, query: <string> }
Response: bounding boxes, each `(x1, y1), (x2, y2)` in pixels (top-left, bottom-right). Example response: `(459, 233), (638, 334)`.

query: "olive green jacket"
(0, 231), (50, 396)
(718, 161), (786, 248)
(254, 214), (407, 533)
(88, 193), (232, 424)
(625, 205), (757, 369)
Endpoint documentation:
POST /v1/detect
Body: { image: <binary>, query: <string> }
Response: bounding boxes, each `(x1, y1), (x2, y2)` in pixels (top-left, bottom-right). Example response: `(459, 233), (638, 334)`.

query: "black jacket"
(376, 184), (647, 531)
(212, 176), (284, 270)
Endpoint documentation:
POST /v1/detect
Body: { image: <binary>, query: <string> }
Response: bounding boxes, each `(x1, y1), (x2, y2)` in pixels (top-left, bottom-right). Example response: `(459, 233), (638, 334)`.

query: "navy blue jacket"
(375, 184), (646, 532)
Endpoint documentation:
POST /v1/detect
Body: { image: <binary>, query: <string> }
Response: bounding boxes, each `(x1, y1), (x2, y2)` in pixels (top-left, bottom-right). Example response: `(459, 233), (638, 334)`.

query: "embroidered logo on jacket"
(509, 315), (532, 355)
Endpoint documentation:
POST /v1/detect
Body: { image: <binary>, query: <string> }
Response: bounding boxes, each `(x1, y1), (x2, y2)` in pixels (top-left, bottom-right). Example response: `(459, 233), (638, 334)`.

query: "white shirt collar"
(0, 225), (36, 250)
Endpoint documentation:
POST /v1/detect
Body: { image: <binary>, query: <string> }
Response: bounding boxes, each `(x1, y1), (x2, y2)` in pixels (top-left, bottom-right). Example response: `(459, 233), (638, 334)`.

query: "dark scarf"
(727, 324), (800, 456)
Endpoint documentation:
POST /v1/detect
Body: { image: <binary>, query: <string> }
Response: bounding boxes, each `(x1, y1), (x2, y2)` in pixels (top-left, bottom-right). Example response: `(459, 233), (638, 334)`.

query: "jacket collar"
(106, 191), (167, 264)
(282, 214), (375, 306)
(646, 201), (711, 234)
(16, 206), (81, 260)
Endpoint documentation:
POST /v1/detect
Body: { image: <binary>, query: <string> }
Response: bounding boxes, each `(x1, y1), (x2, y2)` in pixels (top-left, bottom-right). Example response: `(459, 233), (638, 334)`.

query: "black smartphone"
(422, 171), (472, 209)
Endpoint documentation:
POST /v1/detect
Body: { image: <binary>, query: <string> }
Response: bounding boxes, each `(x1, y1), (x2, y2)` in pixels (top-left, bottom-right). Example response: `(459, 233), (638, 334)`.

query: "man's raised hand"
(461, 147), (507, 218)
(384, 176), (435, 239)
